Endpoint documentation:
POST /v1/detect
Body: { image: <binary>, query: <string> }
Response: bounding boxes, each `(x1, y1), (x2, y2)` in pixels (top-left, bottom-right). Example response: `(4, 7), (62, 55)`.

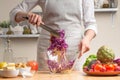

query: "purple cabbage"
(48, 30), (68, 52)
(113, 58), (120, 66)
(47, 60), (75, 73)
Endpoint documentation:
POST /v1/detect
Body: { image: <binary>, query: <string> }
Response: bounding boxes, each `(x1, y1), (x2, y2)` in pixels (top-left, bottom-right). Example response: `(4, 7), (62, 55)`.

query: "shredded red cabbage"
(48, 30), (68, 54)
(47, 59), (75, 73)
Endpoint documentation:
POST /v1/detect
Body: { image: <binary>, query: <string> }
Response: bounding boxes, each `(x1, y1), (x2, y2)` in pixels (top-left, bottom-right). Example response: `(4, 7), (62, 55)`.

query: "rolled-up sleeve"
(82, 0), (97, 35)
(9, 0), (39, 23)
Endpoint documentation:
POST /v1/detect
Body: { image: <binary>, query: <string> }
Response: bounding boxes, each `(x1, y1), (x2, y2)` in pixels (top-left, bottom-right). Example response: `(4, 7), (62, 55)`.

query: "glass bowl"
(46, 50), (77, 73)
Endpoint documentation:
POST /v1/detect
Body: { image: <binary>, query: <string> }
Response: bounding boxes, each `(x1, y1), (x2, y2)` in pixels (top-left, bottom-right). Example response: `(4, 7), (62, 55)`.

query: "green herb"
(0, 21), (10, 28)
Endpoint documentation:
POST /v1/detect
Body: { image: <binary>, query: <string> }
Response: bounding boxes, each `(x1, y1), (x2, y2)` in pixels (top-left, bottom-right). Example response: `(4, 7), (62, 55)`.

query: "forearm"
(15, 11), (28, 23)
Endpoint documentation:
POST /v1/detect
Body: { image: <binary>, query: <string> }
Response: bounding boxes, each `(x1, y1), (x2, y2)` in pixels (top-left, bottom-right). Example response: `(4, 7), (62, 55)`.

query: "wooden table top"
(0, 71), (120, 80)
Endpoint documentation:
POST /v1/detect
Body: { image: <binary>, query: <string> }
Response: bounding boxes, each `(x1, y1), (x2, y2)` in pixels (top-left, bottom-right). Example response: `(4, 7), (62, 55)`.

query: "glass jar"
(108, 0), (117, 8)
(94, 0), (104, 9)
(3, 38), (14, 63)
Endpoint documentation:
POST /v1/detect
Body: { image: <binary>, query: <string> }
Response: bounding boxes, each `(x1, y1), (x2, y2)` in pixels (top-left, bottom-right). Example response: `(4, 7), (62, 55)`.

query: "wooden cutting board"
(0, 71), (120, 80)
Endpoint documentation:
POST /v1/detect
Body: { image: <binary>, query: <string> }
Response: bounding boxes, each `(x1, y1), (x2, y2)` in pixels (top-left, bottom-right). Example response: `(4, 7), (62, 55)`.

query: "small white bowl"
(19, 67), (31, 75)
(0, 69), (19, 78)
(14, 31), (23, 35)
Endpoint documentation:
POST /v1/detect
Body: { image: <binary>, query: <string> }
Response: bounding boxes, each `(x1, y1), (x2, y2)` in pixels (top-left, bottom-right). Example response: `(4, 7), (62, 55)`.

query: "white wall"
(0, 0), (21, 21)
(0, 0), (120, 70)
(0, 0), (41, 61)
(0, 38), (38, 61)
(0, 0), (41, 21)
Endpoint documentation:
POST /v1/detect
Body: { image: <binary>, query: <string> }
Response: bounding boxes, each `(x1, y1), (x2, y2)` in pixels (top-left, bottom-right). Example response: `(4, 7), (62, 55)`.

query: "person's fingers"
(78, 45), (90, 59)
(37, 20), (41, 26)
(31, 14), (36, 25)
(36, 16), (43, 26)
(84, 47), (90, 53)
(28, 13), (33, 23)
(28, 13), (35, 24)
(78, 44), (84, 59)
(78, 51), (82, 59)
(33, 15), (38, 24)
(27, 12), (43, 27)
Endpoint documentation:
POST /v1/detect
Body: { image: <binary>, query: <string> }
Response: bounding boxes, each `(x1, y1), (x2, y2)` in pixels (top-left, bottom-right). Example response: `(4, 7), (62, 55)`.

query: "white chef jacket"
(10, 0), (97, 71)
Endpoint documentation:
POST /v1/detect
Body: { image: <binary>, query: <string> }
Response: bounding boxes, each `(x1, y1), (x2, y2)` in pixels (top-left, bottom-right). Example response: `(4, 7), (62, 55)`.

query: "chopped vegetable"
(83, 54), (97, 68)
(47, 59), (75, 73)
(104, 63), (115, 72)
(87, 60), (97, 70)
(113, 58), (120, 66)
(94, 63), (106, 72)
(48, 30), (68, 54)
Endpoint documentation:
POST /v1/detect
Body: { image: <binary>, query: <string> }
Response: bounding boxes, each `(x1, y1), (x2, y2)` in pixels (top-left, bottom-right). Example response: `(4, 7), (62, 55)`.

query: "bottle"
(109, 0), (115, 8)
(3, 38), (14, 63)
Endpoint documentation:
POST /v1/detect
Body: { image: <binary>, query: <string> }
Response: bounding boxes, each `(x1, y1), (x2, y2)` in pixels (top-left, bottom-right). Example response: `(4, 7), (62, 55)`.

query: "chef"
(9, 0), (97, 71)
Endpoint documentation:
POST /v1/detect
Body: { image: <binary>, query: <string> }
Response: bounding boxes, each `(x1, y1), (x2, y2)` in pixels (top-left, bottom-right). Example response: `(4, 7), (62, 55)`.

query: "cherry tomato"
(113, 63), (118, 68)
(104, 63), (115, 72)
(112, 63), (120, 71)
(89, 69), (94, 72)
(114, 66), (120, 71)
(27, 60), (38, 71)
(94, 64), (106, 72)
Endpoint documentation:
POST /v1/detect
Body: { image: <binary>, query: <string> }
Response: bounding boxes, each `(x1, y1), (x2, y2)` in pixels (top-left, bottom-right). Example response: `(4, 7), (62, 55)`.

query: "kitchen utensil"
(70, 51), (80, 70)
(23, 17), (60, 38)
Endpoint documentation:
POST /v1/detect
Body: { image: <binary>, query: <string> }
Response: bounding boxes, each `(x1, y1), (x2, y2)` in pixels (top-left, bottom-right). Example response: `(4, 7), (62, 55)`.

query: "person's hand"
(78, 37), (90, 59)
(27, 12), (43, 26)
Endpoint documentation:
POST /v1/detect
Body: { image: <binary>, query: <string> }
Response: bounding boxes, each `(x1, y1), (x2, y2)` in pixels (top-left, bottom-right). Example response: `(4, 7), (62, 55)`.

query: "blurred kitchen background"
(0, 0), (120, 71)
